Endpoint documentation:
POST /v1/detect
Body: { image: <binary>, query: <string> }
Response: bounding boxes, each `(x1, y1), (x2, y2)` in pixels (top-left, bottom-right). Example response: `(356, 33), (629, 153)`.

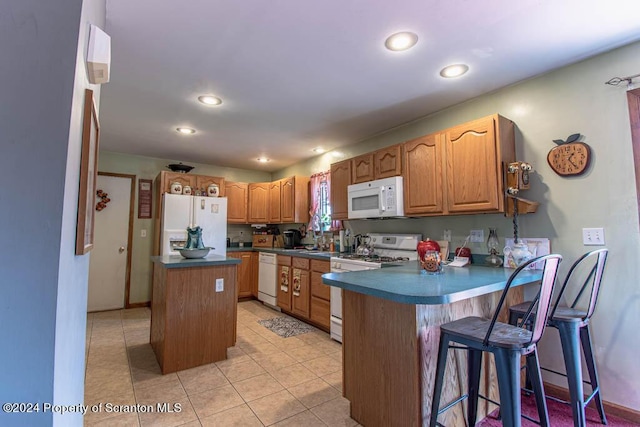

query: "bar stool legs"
(429, 335), (550, 427)
(557, 321), (586, 427)
(581, 325), (607, 424)
(494, 349), (523, 427)
(556, 321), (607, 426)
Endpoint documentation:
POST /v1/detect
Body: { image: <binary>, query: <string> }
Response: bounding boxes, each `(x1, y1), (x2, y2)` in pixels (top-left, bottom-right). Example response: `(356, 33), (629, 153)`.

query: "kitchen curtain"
(308, 171), (342, 232)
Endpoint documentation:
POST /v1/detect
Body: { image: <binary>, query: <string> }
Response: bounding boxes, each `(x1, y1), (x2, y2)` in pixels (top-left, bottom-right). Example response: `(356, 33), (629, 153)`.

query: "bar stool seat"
(508, 248), (608, 427)
(440, 316), (534, 349)
(429, 254), (563, 427)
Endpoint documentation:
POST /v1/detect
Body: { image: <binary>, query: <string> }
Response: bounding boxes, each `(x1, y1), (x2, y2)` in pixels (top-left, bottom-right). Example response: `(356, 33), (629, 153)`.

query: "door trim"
(98, 171), (136, 308)
(628, 88), (640, 227)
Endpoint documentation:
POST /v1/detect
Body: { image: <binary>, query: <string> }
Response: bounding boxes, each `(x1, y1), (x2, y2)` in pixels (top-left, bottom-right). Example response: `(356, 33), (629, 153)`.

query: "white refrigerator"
(161, 193), (228, 257)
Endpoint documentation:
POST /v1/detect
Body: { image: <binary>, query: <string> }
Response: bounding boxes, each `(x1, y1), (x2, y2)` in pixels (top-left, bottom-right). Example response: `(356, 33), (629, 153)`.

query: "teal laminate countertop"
(151, 254), (241, 269)
(321, 262), (542, 305)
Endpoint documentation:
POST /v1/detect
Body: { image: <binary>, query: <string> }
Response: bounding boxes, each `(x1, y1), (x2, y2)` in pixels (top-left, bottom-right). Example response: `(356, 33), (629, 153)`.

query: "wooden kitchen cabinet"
(402, 133), (446, 216)
(277, 256), (292, 311)
(330, 159), (351, 220)
(351, 153), (374, 184)
(444, 114), (514, 213)
(291, 257), (310, 318)
(227, 251), (256, 299)
(248, 182), (269, 223)
(374, 144), (402, 178)
(268, 180), (282, 223)
(195, 175), (225, 196)
(226, 181), (248, 223)
(280, 176), (310, 224)
(309, 260), (331, 330)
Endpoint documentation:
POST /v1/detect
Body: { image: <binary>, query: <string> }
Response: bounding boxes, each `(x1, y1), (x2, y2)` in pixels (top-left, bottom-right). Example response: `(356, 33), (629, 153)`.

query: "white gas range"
(329, 233), (421, 343)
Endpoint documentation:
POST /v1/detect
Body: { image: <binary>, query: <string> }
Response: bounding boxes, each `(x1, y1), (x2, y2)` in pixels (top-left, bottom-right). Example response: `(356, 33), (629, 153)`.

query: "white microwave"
(348, 176), (404, 219)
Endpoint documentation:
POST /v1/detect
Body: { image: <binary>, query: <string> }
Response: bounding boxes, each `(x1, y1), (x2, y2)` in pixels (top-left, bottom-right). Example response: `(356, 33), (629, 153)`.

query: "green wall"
(276, 41), (640, 410)
(97, 151), (270, 303)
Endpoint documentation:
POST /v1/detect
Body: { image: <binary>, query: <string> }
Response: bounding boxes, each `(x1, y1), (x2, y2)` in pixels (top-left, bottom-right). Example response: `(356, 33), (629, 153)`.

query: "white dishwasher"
(258, 252), (279, 309)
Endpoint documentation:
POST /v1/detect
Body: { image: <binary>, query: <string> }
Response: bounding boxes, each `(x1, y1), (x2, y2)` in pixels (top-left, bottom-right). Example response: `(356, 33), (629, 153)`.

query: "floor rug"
(258, 316), (316, 338)
(477, 391), (639, 426)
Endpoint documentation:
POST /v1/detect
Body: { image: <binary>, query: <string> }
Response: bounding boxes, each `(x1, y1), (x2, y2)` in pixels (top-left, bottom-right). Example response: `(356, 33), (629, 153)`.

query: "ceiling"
(99, 0), (640, 172)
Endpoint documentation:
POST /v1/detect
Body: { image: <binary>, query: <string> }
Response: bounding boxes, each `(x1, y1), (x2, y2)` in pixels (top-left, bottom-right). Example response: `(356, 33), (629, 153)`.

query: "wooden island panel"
(342, 285), (523, 427)
(151, 264), (237, 374)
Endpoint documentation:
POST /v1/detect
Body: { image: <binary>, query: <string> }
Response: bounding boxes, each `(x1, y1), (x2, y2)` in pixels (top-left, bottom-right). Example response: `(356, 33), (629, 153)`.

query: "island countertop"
(321, 261), (542, 305)
(151, 254), (241, 268)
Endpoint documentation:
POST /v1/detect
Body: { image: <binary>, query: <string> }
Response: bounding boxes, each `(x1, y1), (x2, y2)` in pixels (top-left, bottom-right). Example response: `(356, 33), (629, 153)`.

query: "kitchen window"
(309, 171), (339, 232)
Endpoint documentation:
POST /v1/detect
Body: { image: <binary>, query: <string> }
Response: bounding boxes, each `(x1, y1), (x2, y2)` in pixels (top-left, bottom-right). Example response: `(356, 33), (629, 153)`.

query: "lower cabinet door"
(291, 268), (310, 318)
(277, 265), (292, 311)
(310, 296), (330, 329)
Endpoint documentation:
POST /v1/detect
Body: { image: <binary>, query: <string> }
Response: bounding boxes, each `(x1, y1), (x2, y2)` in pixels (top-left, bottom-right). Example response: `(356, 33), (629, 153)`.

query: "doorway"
(87, 172), (135, 311)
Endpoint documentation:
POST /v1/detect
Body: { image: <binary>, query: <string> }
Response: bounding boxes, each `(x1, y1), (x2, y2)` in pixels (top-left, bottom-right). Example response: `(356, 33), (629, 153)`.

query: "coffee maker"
(283, 229), (302, 249)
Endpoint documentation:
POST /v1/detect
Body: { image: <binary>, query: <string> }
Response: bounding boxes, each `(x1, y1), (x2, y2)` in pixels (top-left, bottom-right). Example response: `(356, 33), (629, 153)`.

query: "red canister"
(417, 239), (440, 261)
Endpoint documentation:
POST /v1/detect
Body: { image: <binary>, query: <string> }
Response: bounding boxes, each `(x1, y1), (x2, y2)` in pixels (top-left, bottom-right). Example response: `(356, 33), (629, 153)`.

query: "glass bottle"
(485, 228), (503, 267)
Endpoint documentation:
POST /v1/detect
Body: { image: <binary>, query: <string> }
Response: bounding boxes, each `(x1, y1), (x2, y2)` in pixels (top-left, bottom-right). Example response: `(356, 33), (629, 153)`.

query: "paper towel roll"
(339, 230), (345, 252)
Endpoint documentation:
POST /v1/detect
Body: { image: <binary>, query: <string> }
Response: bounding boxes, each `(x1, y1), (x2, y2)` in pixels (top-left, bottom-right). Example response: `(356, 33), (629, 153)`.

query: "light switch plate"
(582, 228), (605, 245)
(470, 229), (484, 243)
(443, 229), (452, 241)
(215, 278), (224, 292)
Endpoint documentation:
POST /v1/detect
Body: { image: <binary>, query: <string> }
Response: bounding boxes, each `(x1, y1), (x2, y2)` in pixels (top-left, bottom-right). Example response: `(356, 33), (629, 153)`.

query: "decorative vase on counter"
(417, 239), (442, 274)
(485, 228), (503, 267)
(503, 240), (533, 268)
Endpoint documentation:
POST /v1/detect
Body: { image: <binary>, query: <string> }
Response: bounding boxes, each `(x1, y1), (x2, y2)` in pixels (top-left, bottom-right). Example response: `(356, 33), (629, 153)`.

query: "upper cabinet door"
(330, 160), (351, 220)
(402, 134), (445, 215)
(280, 176), (310, 224)
(445, 115), (513, 213)
(160, 171), (197, 194)
(374, 144), (402, 178)
(281, 177), (296, 223)
(268, 180), (282, 223)
(351, 153), (374, 184)
(226, 181), (248, 223)
(195, 175), (225, 197)
(248, 182), (269, 223)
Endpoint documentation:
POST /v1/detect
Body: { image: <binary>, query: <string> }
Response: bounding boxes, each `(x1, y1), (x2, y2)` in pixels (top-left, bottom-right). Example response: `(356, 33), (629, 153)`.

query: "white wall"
(0, 0), (105, 426)
(53, 1), (106, 426)
(276, 41), (640, 410)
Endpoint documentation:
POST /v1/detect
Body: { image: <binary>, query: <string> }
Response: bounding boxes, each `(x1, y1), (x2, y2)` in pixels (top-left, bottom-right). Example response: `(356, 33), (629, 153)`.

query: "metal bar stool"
(429, 254), (563, 427)
(508, 248), (608, 427)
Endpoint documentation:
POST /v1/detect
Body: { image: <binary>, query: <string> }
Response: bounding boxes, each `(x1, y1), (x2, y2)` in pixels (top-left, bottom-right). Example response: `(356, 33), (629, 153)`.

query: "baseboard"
(126, 301), (150, 309)
(543, 381), (640, 423)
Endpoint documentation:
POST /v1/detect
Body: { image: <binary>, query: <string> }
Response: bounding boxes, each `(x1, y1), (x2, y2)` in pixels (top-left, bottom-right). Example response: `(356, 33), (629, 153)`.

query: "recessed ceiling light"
(257, 157), (270, 163)
(384, 32), (418, 51)
(313, 147), (326, 154)
(176, 127), (196, 134)
(439, 64), (469, 78)
(198, 95), (222, 106)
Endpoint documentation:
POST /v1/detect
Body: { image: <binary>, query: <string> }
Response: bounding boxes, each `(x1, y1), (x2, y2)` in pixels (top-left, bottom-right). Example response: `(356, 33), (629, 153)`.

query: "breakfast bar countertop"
(321, 261), (542, 305)
(151, 254), (241, 268)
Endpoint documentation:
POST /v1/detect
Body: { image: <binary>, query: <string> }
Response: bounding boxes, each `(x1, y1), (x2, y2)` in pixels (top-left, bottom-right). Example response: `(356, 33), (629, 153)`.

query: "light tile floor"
(84, 300), (360, 426)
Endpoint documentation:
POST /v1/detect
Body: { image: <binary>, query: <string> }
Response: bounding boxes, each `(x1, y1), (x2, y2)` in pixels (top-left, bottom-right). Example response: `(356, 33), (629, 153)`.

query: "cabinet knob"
(119, 246), (125, 253)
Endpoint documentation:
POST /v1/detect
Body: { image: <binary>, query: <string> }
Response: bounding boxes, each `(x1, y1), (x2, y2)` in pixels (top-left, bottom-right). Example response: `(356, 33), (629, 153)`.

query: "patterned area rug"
(258, 317), (316, 338)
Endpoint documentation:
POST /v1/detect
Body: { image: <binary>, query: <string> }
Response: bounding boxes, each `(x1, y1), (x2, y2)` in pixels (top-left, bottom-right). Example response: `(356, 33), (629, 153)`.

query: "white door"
(88, 174), (132, 311)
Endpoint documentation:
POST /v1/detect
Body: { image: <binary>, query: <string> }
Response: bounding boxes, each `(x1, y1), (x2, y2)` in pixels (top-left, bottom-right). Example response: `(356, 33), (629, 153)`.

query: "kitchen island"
(150, 254), (241, 374)
(322, 262), (542, 427)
